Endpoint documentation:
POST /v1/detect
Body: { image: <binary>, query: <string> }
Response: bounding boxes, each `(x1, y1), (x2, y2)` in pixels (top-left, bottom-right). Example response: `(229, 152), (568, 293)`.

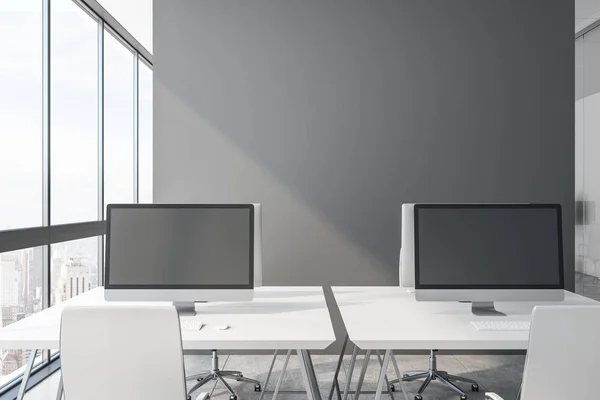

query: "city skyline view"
(0, 238), (99, 384)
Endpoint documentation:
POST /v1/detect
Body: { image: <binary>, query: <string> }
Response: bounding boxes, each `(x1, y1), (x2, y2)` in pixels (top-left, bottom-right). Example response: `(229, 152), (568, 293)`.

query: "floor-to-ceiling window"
(0, 0), (152, 391)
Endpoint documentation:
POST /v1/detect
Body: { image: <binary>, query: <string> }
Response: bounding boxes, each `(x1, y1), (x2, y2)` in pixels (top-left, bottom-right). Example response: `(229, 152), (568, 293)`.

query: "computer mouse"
(215, 325), (230, 331)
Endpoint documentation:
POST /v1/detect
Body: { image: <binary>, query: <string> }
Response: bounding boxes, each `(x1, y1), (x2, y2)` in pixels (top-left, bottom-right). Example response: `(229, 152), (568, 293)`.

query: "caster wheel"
(238, 374), (243, 378)
(460, 395), (467, 400)
(472, 384), (479, 392)
(254, 384), (262, 392)
(415, 395), (423, 400)
(229, 396), (237, 400)
(389, 383), (396, 392)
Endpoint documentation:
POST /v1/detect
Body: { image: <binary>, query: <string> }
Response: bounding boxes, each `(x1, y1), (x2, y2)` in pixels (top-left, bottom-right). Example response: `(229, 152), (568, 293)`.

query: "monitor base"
(471, 301), (506, 316)
(174, 301), (196, 316)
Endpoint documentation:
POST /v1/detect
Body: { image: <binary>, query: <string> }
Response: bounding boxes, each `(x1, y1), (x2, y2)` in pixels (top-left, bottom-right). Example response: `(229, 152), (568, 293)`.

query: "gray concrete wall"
(154, 0), (574, 350)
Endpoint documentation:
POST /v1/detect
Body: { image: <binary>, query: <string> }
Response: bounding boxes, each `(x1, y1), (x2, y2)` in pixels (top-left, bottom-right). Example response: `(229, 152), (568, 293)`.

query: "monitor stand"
(471, 301), (506, 317)
(174, 301), (196, 316)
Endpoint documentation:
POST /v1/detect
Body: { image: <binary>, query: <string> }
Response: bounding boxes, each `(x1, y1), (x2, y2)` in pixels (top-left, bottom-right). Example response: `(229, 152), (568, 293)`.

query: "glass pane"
(50, 0), (99, 224)
(104, 30), (135, 210)
(51, 237), (99, 307)
(577, 28), (600, 301)
(138, 60), (153, 203)
(0, 1), (42, 230)
(0, 247), (44, 385)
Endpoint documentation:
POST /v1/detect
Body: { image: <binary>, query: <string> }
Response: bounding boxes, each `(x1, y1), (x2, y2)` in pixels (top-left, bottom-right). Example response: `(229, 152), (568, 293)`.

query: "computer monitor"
(105, 204), (255, 314)
(414, 204), (565, 316)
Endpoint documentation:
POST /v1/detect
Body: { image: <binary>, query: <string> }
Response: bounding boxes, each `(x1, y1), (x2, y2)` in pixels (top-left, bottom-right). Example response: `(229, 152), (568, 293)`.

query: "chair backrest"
(60, 305), (187, 400)
(521, 305), (600, 399)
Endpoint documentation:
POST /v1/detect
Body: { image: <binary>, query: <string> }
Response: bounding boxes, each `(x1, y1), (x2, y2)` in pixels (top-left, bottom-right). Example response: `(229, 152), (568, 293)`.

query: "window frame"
(0, 0), (153, 395)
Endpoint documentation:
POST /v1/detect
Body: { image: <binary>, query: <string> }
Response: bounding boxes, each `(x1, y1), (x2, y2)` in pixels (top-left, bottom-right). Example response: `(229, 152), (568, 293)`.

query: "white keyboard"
(470, 320), (530, 331)
(180, 319), (204, 331)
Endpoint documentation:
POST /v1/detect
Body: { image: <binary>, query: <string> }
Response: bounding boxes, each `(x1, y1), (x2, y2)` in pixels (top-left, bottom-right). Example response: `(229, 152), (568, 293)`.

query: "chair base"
(186, 350), (262, 400)
(389, 350), (479, 400)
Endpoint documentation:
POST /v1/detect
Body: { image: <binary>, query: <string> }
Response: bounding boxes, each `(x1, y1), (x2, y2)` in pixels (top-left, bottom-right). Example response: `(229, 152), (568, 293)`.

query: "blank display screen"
(415, 206), (563, 289)
(106, 206), (253, 288)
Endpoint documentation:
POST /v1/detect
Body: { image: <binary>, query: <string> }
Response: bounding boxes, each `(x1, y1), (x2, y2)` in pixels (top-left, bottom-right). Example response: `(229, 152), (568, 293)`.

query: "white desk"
(331, 287), (598, 399)
(0, 286), (335, 400)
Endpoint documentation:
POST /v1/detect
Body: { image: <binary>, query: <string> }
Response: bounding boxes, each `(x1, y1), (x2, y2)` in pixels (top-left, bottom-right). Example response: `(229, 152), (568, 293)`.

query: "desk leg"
(390, 351), (409, 400)
(272, 350), (292, 400)
(328, 335), (348, 400)
(56, 374), (64, 400)
(374, 350), (392, 400)
(342, 344), (358, 400)
(16, 349), (38, 400)
(355, 350), (371, 400)
(297, 349), (322, 400)
(259, 350), (279, 400)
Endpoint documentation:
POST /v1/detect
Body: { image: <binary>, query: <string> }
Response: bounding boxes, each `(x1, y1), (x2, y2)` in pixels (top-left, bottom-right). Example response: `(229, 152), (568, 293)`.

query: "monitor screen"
(106, 205), (254, 289)
(414, 204), (563, 289)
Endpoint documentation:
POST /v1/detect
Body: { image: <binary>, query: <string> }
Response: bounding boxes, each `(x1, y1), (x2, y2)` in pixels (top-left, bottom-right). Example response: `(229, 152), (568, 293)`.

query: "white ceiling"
(576, 0), (600, 32)
(98, 0), (152, 53)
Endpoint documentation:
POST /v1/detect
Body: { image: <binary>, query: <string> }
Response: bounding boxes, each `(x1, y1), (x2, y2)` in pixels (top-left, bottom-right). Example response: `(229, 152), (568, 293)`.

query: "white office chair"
(60, 305), (208, 400)
(485, 305), (600, 400)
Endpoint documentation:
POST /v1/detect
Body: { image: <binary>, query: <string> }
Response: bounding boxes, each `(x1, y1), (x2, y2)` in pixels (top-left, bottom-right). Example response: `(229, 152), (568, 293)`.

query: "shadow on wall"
(154, 84), (392, 285)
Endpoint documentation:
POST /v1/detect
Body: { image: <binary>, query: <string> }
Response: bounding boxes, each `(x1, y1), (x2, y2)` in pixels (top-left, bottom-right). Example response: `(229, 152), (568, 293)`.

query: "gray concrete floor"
(26, 352), (524, 400)
(182, 352), (524, 400)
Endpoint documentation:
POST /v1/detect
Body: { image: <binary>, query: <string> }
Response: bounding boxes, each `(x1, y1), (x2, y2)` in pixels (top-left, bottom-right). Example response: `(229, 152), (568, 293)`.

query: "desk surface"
(332, 287), (598, 351)
(0, 287), (335, 351)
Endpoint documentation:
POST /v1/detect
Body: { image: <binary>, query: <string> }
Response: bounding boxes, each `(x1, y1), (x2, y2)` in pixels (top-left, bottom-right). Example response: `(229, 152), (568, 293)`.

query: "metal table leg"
(259, 350), (279, 400)
(354, 350), (371, 400)
(328, 335), (348, 400)
(342, 344), (359, 400)
(390, 351), (409, 400)
(374, 350), (392, 400)
(297, 349), (322, 400)
(272, 350), (292, 400)
(376, 351), (395, 400)
(16, 349), (38, 400)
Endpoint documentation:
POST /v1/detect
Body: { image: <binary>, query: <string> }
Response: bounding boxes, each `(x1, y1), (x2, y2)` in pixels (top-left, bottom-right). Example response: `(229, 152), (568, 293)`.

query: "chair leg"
(188, 374), (214, 396)
(56, 375), (63, 400)
(216, 374), (236, 396)
(403, 370), (427, 376)
(402, 372), (429, 382)
(187, 371), (211, 380)
(229, 375), (261, 385)
(220, 370), (242, 376)
(445, 373), (479, 385)
(437, 374), (466, 396)
(416, 373), (434, 395)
